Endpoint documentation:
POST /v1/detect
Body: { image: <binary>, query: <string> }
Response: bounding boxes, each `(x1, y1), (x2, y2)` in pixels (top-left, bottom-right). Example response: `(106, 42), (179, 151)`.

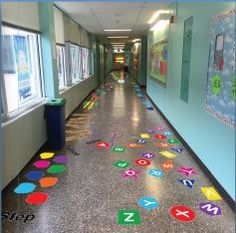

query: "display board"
(151, 39), (168, 87)
(205, 9), (235, 128)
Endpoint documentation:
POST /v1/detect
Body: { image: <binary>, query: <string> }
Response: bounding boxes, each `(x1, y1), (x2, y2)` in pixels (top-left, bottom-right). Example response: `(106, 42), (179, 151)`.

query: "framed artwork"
(151, 39), (168, 87)
(205, 9), (235, 128)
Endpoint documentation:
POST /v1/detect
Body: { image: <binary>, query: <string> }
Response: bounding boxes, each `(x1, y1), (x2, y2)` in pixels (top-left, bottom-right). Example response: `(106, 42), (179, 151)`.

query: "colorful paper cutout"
(135, 159), (151, 166)
(171, 147), (184, 153)
(159, 150), (176, 159)
(138, 197), (159, 210)
(112, 146), (126, 152)
(149, 169), (164, 178)
(25, 171), (44, 181)
(96, 142), (110, 148)
(53, 155), (69, 164)
(201, 187), (222, 200)
(118, 210), (141, 225)
(140, 133), (150, 139)
(161, 160), (173, 172)
(155, 134), (167, 140)
(40, 152), (54, 159)
(170, 205), (196, 222)
(47, 165), (66, 174)
(177, 179), (195, 189)
(33, 160), (50, 169)
(113, 161), (130, 169)
(14, 183), (36, 194)
(199, 202), (222, 216)
(142, 152), (155, 159)
(39, 177), (58, 188)
(25, 192), (48, 205)
(177, 166), (198, 177)
(121, 168), (142, 179)
(167, 139), (180, 145)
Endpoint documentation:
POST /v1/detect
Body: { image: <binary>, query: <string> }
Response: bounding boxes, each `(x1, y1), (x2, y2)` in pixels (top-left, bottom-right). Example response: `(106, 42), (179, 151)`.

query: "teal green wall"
(39, 3), (59, 98)
(147, 2), (235, 199)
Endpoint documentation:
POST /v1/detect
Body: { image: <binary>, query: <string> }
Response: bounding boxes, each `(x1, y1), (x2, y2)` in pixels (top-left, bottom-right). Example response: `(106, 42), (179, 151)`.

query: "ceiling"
(56, 2), (171, 45)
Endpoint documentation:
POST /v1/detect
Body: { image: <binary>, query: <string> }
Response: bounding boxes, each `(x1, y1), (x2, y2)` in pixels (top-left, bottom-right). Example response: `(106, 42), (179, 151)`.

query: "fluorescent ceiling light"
(150, 20), (169, 31)
(111, 42), (126, 44)
(107, 36), (129, 39)
(148, 10), (171, 24)
(104, 29), (132, 32)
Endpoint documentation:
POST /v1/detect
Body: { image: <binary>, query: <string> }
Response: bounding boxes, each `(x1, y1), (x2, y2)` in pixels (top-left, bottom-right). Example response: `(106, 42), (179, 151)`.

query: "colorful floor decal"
(118, 210), (141, 225)
(47, 165), (66, 174)
(9, 71), (228, 230)
(170, 205), (196, 222)
(13, 150), (68, 205)
(14, 183), (36, 194)
(25, 192), (48, 205)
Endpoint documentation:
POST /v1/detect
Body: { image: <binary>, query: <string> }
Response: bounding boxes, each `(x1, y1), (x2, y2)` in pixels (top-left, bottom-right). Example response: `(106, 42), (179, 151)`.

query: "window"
(1, 26), (42, 116)
(69, 44), (80, 83)
(82, 47), (90, 78)
(56, 45), (66, 90)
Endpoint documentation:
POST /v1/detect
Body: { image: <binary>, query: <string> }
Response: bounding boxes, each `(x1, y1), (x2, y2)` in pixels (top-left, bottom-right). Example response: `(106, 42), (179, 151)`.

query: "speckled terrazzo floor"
(2, 72), (235, 233)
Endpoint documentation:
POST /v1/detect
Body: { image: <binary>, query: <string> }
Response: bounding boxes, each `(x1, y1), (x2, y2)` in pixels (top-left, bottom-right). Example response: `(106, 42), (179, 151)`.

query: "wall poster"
(151, 39), (168, 87)
(13, 35), (31, 101)
(205, 9), (235, 128)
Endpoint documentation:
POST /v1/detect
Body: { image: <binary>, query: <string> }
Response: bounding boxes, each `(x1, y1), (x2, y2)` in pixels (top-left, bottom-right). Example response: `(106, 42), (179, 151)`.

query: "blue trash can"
(45, 98), (66, 150)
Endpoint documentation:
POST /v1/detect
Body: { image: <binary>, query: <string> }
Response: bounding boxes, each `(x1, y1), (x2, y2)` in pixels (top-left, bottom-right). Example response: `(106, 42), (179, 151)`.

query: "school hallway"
(1, 1), (235, 233)
(1, 71), (235, 233)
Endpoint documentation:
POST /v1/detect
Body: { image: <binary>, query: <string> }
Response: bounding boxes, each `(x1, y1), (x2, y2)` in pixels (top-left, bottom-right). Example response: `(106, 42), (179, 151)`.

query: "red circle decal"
(25, 192), (48, 205)
(170, 205), (196, 222)
(135, 159), (151, 166)
(155, 134), (167, 140)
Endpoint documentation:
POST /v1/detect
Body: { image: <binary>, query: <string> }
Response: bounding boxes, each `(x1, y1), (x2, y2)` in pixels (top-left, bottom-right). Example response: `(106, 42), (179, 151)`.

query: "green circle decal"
(47, 165), (66, 174)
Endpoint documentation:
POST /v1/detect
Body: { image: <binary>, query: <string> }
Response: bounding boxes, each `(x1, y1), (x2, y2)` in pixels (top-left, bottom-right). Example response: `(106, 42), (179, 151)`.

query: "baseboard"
(146, 93), (235, 212)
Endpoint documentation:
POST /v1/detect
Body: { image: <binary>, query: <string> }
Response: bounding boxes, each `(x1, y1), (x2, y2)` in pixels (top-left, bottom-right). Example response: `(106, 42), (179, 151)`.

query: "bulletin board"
(205, 9), (235, 128)
(151, 39), (168, 87)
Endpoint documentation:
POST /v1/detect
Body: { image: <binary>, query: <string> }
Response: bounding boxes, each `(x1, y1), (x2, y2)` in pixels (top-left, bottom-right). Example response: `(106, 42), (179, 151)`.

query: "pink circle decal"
(33, 160), (50, 169)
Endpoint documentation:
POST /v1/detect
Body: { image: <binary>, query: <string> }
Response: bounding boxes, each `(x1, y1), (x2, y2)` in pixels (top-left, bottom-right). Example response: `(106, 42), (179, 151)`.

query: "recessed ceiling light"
(104, 29), (132, 32)
(107, 36), (129, 39)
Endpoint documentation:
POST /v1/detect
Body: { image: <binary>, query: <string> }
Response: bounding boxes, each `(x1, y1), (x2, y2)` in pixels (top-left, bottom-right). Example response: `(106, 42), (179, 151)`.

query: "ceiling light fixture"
(148, 10), (171, 24)
(133, 39), (141, 43)
(104, 29), (132, 32)
(150, 20), (169, 31)
(107, 36), (129, 39)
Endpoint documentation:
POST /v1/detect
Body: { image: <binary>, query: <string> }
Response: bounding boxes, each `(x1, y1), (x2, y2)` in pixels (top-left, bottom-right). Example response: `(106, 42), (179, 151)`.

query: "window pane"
(2, 26), (42, 115)
(56, 45), (66, 90)
(70, 44), (79, 83)
(82, 47), (90, 78)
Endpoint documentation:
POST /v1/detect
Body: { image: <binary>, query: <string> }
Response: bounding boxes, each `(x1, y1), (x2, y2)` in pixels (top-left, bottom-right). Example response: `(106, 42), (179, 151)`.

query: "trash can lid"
(46, 98), (66, 106)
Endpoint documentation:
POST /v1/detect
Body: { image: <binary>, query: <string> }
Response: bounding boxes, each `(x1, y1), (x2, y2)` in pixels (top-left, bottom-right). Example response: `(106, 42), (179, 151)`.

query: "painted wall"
(146, 2), (235, 199)
(61, 77), (96, 118)
(2, 105), (46, 188)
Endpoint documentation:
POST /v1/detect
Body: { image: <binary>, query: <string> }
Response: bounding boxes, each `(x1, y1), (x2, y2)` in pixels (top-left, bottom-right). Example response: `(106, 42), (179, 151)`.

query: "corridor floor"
(2, 72), (235, 233)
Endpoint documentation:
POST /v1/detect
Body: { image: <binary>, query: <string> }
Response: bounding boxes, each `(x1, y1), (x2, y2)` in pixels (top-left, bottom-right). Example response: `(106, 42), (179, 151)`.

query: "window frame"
(1, 24), (44, 119)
